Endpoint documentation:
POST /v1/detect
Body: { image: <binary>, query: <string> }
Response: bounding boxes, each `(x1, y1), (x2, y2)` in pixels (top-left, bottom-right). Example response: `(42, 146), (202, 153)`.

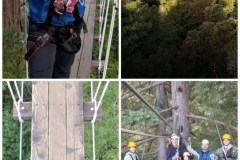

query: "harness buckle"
(36, 34), (49, 46)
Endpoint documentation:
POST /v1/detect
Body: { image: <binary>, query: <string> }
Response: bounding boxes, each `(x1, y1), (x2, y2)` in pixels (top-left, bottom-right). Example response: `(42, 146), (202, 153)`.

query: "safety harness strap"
(25, 33), (55, 62)
(45, 0), (55, 26)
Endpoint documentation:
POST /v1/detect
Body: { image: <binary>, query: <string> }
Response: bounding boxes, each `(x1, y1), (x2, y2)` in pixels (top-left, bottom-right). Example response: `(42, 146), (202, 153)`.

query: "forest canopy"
(122, 0), (237, 78)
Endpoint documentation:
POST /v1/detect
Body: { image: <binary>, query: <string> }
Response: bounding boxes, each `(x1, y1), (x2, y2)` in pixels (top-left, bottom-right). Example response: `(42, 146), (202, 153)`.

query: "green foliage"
(83, 81), (119, 160)
(122, 0), (237, 78)
(190, 81), (237, 149)
(3, 29), (26, 78)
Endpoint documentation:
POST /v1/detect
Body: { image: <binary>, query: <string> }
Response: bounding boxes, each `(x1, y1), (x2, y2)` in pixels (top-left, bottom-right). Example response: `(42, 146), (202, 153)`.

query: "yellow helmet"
(223, 134), (231, 140)
(127, 141), (137, 148)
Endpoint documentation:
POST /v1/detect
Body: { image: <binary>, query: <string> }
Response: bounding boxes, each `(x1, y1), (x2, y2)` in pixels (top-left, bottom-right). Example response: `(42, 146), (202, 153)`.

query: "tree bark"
(156, 82), (167, 160)
(3, 0), (22, 32)
(171, 81), (190, 139)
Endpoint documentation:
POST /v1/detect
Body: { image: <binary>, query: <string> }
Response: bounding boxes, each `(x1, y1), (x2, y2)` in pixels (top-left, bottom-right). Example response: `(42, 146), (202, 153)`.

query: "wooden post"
(156, 82), (167, 160)
(171, 81), (190, 139)
(31, 82), (84, 160)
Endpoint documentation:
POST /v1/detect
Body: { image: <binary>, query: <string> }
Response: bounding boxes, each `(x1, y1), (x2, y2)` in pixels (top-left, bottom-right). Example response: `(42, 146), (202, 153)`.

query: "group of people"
(124, 134), (237, 160)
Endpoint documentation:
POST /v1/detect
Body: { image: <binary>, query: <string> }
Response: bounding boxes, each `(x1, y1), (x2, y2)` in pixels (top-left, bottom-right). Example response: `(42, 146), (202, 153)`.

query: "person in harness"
(183, 139), (218, 160)
(26, 0), (87, 78)
(124, 141), (139, 160)
(215, 134), (238, 160)
(166, 133), (185, 160)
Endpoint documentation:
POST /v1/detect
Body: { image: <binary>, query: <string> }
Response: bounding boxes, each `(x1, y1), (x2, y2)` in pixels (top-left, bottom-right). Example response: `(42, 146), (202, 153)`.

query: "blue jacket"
(29, 0), (85, 26)
(196, 149), (215, 160)
(166, 144), (184, 160)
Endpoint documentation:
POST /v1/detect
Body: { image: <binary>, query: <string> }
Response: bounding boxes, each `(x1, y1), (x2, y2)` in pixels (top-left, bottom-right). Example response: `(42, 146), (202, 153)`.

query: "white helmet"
(201, 139), (209, 145)
(183, 152), (190, 156)
(171, 133), (179, 139)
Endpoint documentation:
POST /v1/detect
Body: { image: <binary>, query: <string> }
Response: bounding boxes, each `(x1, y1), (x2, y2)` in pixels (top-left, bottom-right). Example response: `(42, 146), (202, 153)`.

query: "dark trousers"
(27, 21), (80, 78)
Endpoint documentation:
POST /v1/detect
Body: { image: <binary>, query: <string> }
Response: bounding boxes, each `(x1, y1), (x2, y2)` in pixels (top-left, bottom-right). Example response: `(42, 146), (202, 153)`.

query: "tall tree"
(171, 81), (190, 139)
(156, 82), (167, 160)
(3, 0), (22, 31)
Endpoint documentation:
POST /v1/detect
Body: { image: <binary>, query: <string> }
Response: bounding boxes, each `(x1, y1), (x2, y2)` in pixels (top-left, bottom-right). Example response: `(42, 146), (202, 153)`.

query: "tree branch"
(122, 81), (166, 100)
(121, 128), (165, 138)
(186, 114), (237, 131)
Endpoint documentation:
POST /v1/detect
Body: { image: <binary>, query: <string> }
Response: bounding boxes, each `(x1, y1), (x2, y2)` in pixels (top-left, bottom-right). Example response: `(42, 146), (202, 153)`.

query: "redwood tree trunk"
(3, 0), (22, 31)
(156, 82), (167, 160)
(171, 81), (190, 139)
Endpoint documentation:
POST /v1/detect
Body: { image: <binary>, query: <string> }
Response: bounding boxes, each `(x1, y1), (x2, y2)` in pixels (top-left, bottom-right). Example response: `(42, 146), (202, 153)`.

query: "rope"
(14, 81), (22, 101)
(98, 0), (111, 78)
(102, 0), (118, 79)
(141, 126), (147, 160)
(91, 81), (94, 102)
(92, 81), (110, 123)
(6, 81), (24, 160)
(91, 81), (110, 160)
(92, 101), (97, 160)
(215, 123), (223, 147)
(93, 81), (102, 101)
(98, 0), (105, 78)
(23, 0), (28, 79)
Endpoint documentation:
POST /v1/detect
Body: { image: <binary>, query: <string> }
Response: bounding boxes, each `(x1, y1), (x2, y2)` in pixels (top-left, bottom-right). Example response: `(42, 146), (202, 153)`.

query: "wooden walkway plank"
(66, 82), (84, 159)
(70, 0), (96, 78)
(31, 82), (85, 160)
(70, 0), (91, 78)
(78, 0), (97, 78)
(31, 82), (49, 160)
(49, 82), (67, 160)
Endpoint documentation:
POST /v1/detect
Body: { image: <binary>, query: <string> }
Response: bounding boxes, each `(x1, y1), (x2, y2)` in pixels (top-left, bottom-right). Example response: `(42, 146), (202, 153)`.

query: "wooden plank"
(70, 0), (96, 78)
(66, 82), (84, 159)
(93, 34), (101, 42)
(70, 0), (91, 78)
(31, 82), (49, 160)
(13, 102), (32, 120)
(83, 102), (102, 121)
(49, 82), (67, 160)
(78, 0), (96, 78)
(91, 60), (104, 71)
(13, 101), (102, 121)
(95, 16), (102, 23)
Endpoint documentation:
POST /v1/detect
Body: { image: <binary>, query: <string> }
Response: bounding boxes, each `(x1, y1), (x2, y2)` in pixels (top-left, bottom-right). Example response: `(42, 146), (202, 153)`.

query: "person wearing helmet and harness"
(124, 141), (139, 160)
(215, 134), (238, 160)
(26, 0), (87, 78)
(166, 133), (185, 160)
(183, 139), (218, 160)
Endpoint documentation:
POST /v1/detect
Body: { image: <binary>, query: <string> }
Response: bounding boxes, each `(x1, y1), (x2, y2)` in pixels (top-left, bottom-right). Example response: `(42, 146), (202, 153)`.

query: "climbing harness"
(91, 81), (110, 160)
(7, 81), (25, 160)
(25, 0), (86, 62)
